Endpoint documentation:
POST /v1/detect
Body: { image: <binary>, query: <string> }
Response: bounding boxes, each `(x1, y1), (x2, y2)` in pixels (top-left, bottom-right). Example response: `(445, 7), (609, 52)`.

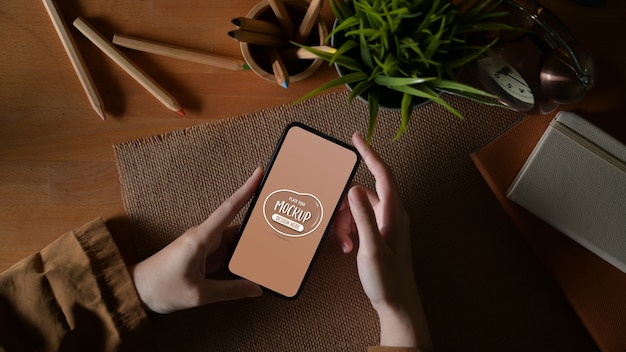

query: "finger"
(338, 181), (362, 212)
(352, 133), (399, 202)
(197, 167), (264, 240)
(359, 183), (381, 208)
(200, 279), (262, 304)
(348, 186), (384, 255)
(332, 206), (355, 253)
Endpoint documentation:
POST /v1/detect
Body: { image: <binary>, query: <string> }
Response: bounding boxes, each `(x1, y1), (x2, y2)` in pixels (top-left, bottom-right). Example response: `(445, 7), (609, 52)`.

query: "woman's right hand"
(334, 133), (432, 349)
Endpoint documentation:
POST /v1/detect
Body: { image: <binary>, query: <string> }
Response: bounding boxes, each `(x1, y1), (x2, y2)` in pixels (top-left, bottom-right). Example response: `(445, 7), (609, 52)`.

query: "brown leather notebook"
(470, 113), (626, 351)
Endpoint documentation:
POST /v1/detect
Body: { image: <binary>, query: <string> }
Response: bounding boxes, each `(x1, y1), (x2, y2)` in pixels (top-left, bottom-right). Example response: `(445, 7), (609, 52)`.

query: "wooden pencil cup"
(240, 0), (328, 84)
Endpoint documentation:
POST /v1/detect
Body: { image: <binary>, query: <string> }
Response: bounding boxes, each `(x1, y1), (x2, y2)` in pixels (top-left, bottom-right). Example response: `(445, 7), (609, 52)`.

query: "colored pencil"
(270, 49), (289, 88)
(113, 34), (249, 71)
(282, 45), (337, 59)
(267, 0), (296, 38)
(73, 17), (184, 116)
(42, 0), (105, 120)
(230, 17), (284, 37)
(228, 29), (288, 47)
(296, 0), (323, 43)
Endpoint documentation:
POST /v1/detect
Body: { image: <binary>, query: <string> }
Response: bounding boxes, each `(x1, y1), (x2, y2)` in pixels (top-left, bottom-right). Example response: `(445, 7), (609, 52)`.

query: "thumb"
(348, 186), (383, 255)
(201, 279), (262, 304)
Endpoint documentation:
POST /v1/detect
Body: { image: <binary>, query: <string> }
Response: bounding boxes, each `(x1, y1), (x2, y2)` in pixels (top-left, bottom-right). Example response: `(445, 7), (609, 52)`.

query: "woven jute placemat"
(114, 91), (596, 351)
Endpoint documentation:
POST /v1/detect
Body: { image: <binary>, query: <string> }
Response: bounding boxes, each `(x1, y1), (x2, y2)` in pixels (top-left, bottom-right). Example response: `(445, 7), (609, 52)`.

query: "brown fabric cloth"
(471, 113), (626, 351)
(114, 91), (597, 351)
(0, 218), (154, 352)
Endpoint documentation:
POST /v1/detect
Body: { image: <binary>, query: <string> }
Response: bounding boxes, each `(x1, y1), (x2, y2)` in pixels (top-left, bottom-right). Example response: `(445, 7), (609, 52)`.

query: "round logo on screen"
(262, 189), (323, 238)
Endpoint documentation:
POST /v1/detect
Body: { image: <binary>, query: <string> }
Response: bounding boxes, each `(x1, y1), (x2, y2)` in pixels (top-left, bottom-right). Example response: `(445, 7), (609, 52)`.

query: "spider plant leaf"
(438, 88), (513, 109)
(442, 38), (497, 69)
(366, 92), (380, 144)
(346, 28), (381, 39)
(359, 25), (374, 69)
(328, 16), (361, 39)
(457, 0), (501, 20)
(389, 85), (463, 119)
(429, 79), (500, 99)
(348, 80), (373, 102)
(330, 0), (354, 23)
(290, 41), (366, 72)
(393, 92), (413, 141)
(292, 72), (368, 105)
(373, 75), (437, 87)
(457, 22), (515, 33)
(423, 14), (446, 60)
(334, 39), (359, 56)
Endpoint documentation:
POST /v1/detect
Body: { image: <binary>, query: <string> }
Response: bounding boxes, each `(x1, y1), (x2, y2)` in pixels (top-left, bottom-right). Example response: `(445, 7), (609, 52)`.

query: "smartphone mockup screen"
(228, 123), (360, 298)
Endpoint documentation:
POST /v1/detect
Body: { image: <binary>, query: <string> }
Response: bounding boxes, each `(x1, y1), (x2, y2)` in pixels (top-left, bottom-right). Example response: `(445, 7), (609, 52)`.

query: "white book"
(507, 111), (626, 273)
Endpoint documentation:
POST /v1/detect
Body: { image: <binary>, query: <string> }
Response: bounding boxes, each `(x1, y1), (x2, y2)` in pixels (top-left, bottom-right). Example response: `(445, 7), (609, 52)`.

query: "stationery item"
(73, 17), (184, 115)
(267, 0), (296, 37)
(42, 0), (105, 120)
(296, 0), (322, 43)
(470, 113), (626, 352)
(228, 29), (288, 47)
(270, 49), (289, 88)
(282, 45), (337, 59)
(230, 17), (284, 36)
(507, 111), (626, 273)
(112, 34), (249, 71)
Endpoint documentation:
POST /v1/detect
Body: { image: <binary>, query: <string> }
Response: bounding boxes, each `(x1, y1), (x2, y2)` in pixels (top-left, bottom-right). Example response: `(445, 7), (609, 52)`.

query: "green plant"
(294, 0), (515, 142)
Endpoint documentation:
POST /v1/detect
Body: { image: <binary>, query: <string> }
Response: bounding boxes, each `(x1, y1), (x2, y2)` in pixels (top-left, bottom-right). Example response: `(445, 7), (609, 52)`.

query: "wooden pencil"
(113, 34), (249, 71)
(230, 17), (284, 37)
(73, 17), (184, 116)
(228, 29), (288, 47)
(270, 49), (289, 88)
(42, 0), (105, 120)
(296, 0), (323, 43)
(267, 0), (296, 38)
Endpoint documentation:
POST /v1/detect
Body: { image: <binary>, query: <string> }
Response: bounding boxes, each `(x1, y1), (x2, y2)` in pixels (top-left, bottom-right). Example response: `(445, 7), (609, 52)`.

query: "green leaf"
(457, 22), (515, 33)
(290, 41), (366, 72)
(359, 24), (374, 69)
(330, 0), (355, 23)
(394, 92), (413, 141)
(292, 72), (368, 105)
(423, 14), (446, 60)
(373, 75), (437, 86)
(348, 80), (373, 102)
(366, 92), (380, 144)
(428, 79), (500, 99)
(328, 17), (360, 40)
(389, 85), (463, 119)
(439, 88), (512, 109)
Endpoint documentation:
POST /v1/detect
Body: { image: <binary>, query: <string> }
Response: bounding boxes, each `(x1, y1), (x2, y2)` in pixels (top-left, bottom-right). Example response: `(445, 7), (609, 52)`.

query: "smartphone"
(228, 122), (360, 298)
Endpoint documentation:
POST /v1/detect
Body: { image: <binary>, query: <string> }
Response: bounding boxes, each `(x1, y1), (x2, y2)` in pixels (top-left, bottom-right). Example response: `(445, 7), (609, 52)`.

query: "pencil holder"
(240, 0), (328, 83)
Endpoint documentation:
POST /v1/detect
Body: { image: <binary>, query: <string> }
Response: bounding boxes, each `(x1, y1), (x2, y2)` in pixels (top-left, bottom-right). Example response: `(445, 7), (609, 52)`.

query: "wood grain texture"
(0, 0), (338, 270)
(0, 0), (624, 303)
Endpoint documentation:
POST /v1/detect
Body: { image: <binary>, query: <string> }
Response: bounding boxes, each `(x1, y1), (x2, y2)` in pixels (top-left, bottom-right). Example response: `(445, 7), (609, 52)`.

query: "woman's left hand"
(128, 167), (264, 314)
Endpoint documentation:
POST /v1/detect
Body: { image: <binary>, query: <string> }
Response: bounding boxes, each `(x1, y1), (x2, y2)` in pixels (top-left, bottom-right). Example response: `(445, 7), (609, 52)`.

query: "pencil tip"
(231, 18), (241, 26)
(101, 114), (107, 121)
(228, 31), (235, 38)
(281, 81), (289, 88)
(176, 109), (185, 116)
(243, 63), (250, 70)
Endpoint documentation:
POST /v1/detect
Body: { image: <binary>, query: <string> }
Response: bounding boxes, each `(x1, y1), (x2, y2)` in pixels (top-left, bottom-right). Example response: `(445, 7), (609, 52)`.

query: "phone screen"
(228, 123), (360, 298)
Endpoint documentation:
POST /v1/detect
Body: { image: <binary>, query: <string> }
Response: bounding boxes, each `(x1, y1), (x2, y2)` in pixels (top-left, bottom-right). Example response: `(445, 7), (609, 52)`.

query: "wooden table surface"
(1, 0), (625, 273)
